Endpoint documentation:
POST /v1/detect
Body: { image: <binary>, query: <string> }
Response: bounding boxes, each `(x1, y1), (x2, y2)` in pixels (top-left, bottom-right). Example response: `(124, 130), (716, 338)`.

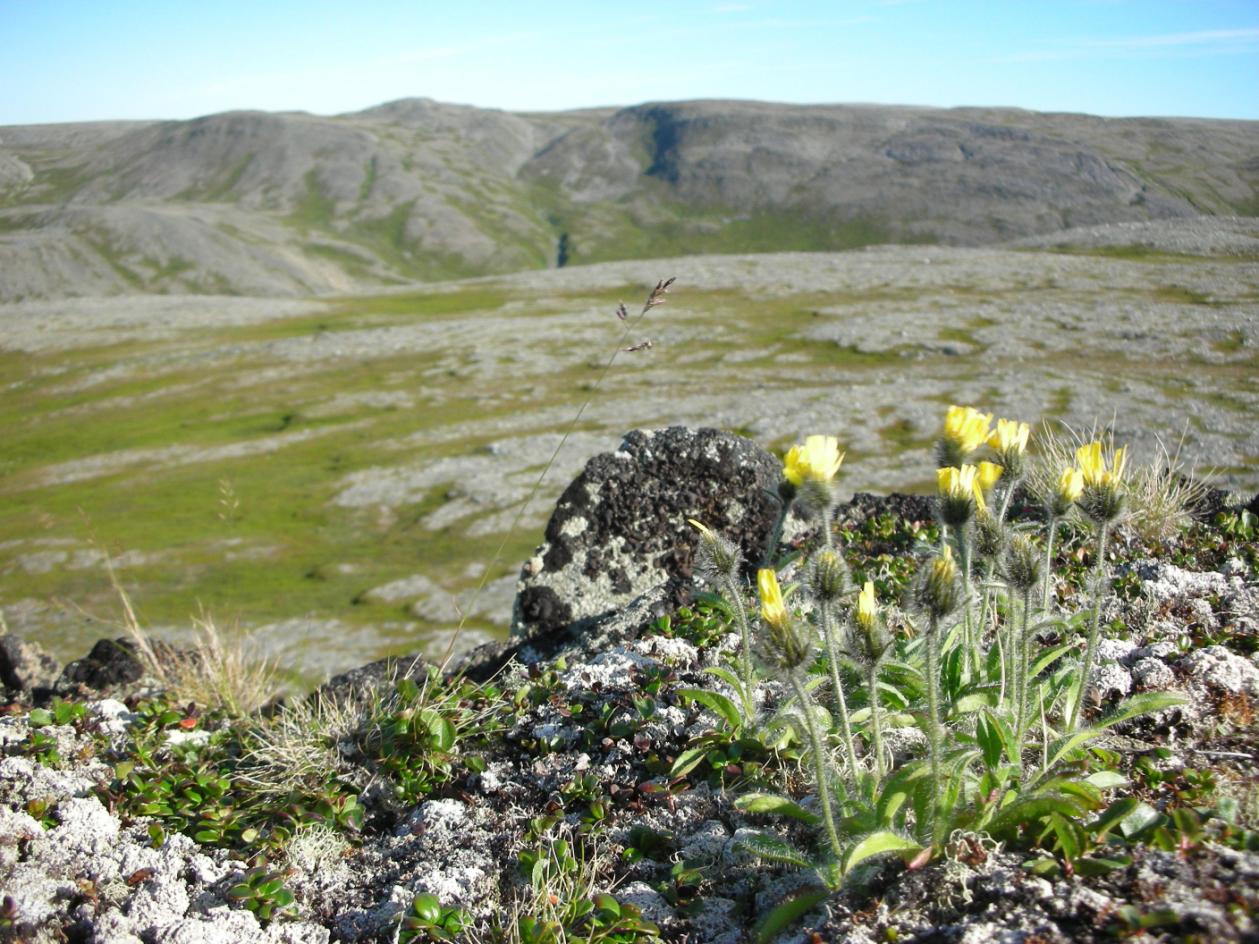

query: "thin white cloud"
(999, 26), (1259, 63)
(1080, 27), (1259, 48)
(712, 3), (752, 12)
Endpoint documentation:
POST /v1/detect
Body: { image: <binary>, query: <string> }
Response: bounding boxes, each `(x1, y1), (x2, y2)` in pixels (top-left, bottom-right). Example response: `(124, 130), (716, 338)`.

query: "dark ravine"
(2, 98), (1257, 300)
(1, 425), (1257, 943)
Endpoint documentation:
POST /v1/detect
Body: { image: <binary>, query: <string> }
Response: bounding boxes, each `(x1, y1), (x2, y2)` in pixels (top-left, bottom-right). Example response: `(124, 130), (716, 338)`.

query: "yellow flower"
(856, 580), (878, 632)
(976, 461), (1004, 494)
(942, 405), (993, 456)
(988, 419), (1030, 456)
(688, 518), (714, 539)
(1056, 467), (1084, 504)
(758, 568), (788, 628)
(938, 464), (987, 514)
(1075, 442), (1127, 487)
(783, 435), (844, 486)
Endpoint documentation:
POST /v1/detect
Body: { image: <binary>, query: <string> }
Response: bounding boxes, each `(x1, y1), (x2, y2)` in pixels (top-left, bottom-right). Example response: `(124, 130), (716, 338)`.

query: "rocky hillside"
(1, 99), (1256, 300)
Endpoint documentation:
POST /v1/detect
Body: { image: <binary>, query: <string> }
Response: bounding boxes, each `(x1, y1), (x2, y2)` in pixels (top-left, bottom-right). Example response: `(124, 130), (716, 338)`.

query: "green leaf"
(1085, 770), (1128, 790)
(413, 893), (441, 923)
(1096, 691), (1187, 730)
(1090, 797), (1139, 839)
(592, 893), (620, 917)
(1039, 728), (1102, 776)
(1075, 855), (1131, 876)
(755, 886), (829, 944)
(678, 688), (742, 732)
(732, 830), (811, 868)
(1119, 802), (1162, 839)
(419, 709), (457, 750)
(735, 793), (821, 824)
(987, 795), (1087, 840)
(952, 691), (996, 715)
(1031, 642), (1075, 677)
(975, 712), (1002, 769)
(842, 831), (921, 875)
(876, 760), (930, 825)
(670, 746), (708, 778)
(28, 708), (53, 727)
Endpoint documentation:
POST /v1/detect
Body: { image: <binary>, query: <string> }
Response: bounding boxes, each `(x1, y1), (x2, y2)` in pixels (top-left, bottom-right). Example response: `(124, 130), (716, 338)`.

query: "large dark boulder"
(511, 427), (782, 640)
(53, 637), (147, 698)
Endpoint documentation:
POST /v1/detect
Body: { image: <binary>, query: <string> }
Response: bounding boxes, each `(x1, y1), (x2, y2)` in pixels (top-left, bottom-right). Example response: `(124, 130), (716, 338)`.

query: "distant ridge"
(2, 98), (1256, 300)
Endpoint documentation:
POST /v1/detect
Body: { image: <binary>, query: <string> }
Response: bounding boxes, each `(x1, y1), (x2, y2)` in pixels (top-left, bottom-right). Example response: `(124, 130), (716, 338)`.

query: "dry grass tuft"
(1028, 420), (1213, 543)
(235, 690), (364, 797)
(105, 561), (277, 716)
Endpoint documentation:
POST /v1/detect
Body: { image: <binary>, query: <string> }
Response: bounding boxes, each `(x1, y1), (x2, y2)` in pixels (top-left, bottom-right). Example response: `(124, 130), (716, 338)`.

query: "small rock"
(1088, 661), (1132, 702)
(1131, 657), (1176, 690)
(1095, 638), (1137, 664)
(0, 633), (61, 698)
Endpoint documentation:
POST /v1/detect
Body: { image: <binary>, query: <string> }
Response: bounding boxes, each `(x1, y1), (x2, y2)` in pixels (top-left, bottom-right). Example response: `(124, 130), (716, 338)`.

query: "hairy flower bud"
(915, 546), (961, 619)
(807, 549), (849, 602)
(1003, 534), (1041, 591)
(844, 580), (893, 669)
(758, 568), (788, 629)
(973, 507), (1007, 562)
(762, 612), (814, 673)
(688, 519), (742, 582)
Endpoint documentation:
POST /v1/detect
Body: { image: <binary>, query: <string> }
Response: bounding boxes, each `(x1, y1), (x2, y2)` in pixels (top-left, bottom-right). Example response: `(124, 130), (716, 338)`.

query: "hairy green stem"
(957, 527), (975, 678)
(1068, 523), (1110, 731)
(1015, 582), (1033, 754)
(1041, 513), (1058, 614)
(924, 612), (945, 847)
(997, 474), (1021, 524)
(821, 504), (834, 550)
(866, 664), (884, 781)
(819, 603), (861, 783)
(723, 574), (755, 696)
(788, 670), (844, 861)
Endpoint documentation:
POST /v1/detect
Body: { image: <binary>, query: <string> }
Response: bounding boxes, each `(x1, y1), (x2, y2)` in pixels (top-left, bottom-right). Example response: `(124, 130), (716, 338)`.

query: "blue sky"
(2, 0), (1256, 125)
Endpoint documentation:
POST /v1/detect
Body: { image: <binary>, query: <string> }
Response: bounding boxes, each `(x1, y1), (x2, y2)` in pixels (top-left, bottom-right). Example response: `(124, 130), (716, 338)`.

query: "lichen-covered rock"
(0, 632), (60, 700)
(1180, 644), (1259, 696)
(1131, 656), (1176, 690)
(512, 427), (782, 639)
